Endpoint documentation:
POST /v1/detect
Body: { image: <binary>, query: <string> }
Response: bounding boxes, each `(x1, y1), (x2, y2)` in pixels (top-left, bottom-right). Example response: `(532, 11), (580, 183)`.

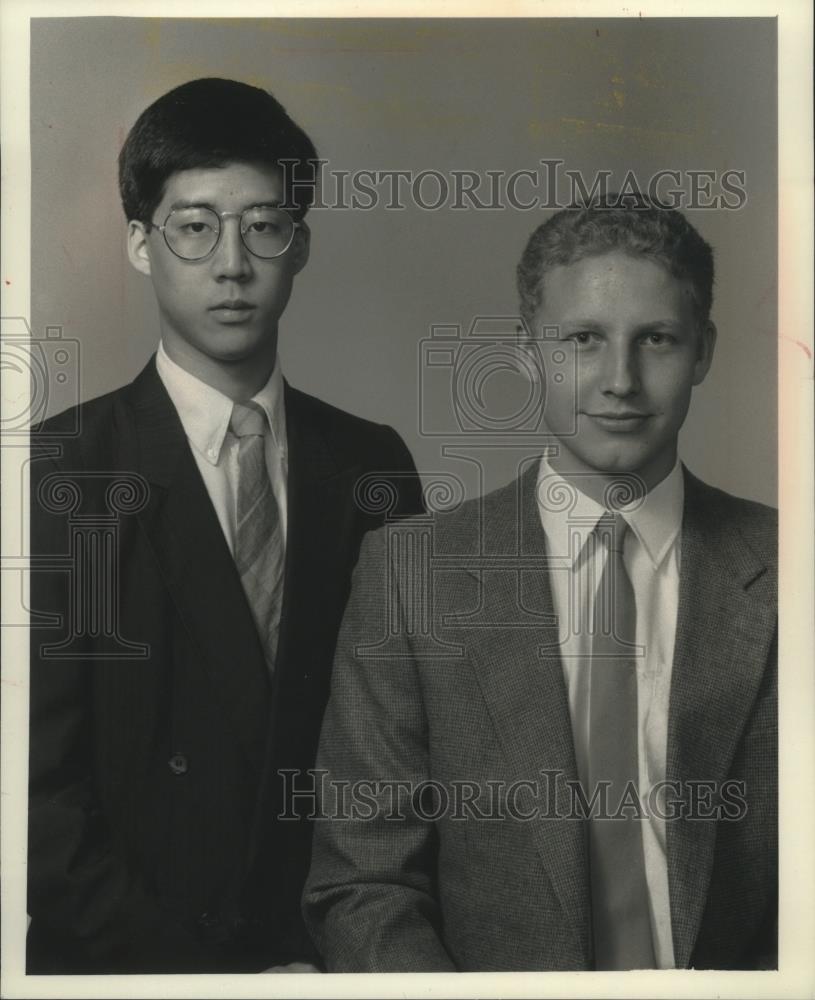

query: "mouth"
(209, 300), (256, 323)
(584, 412), (651, 432)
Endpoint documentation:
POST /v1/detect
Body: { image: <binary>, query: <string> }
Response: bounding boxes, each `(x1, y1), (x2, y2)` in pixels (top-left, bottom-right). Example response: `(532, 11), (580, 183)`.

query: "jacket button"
(168, 752), (188, 775)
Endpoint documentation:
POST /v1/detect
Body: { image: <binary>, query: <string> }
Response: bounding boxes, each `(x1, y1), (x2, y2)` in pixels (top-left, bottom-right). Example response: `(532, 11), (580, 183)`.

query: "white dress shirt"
(155, 341), (288, 556)
(535, 452), (683, 969)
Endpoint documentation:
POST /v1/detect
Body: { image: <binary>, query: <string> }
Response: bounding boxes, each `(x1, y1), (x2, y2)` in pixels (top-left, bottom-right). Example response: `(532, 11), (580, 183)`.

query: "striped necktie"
(229, 400), (284, 673)
(587, 511), (656, 969)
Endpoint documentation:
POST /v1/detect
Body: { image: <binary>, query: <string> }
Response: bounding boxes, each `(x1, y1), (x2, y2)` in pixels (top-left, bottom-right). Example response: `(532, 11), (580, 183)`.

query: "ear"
(692, 319), (717, 385)
(127, 220), (152, 276)
(516, 315), (545, 383)
(288, 219), (310, 276)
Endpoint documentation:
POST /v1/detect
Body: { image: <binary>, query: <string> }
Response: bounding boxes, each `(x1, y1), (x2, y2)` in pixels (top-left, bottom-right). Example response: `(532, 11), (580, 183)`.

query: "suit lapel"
(123, 360), (270, 774)
(667, 469), (776, 967)
(270, 385), (361, 737)
(461, 462), (591, 961)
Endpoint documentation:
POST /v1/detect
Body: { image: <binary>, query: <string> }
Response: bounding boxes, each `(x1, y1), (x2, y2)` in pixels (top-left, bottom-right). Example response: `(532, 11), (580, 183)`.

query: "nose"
(212, 217), (252, 282)
(600, 341), (640, 397)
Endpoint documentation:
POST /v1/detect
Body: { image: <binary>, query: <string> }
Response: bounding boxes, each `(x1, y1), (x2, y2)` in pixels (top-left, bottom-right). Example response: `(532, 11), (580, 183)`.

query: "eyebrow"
(558, 318), (684, 330)
(633, 320), (685, 332)
(166, 199), (283, 212)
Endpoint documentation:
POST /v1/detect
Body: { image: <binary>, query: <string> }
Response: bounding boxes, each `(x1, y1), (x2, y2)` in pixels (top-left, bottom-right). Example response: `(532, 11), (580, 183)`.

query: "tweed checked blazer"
(303, 461), (778, 971)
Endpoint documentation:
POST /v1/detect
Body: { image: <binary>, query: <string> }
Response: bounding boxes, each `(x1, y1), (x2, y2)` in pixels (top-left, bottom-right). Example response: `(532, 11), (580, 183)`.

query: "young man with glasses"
(27, 78), (422, 974)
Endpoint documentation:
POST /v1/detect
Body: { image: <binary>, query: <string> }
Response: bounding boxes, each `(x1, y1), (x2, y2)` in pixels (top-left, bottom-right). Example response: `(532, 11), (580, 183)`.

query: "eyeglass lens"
(162, 206), (295, 260)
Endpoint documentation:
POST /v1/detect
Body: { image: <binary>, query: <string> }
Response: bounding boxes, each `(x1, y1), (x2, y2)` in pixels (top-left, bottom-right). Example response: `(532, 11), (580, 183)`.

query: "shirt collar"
(250, 355), (287, 457)
(155, 341), (287, 466)
(623, 458), (684, 567)
(535, 452), (683, 570)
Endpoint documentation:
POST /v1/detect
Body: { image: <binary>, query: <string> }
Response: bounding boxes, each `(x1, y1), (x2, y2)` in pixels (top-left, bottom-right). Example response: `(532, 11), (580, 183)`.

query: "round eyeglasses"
(150, 205), (301, 261)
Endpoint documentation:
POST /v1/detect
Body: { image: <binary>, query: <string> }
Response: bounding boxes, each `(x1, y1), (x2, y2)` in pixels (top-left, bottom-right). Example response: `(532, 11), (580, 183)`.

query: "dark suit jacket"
(303, 461), (778, 971)
(27, 358), (423, 973)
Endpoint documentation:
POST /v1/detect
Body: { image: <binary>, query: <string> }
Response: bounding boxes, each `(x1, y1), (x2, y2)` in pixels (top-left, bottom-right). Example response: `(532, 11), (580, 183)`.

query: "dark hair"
(118, 78), (318, 224)
(517, 191), (714, 327)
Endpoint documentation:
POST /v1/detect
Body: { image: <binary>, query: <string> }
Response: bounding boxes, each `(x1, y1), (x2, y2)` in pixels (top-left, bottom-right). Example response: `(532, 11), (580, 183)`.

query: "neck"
(161, 336), (278, 401)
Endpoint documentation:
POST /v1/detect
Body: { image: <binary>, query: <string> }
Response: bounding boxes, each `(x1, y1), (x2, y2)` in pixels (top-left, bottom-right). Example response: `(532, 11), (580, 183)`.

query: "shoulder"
(285, 383), (390, 436)
(368, 469), (524, 556)
(35, 385), (127, 432)
(284, 383), (413, 463)
(31, 383), (133, 469)
(683, 468), (777, 567)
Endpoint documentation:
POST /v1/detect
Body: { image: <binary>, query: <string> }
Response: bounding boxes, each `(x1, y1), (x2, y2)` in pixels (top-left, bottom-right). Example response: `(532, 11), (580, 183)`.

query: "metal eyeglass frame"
(149, 205), (302, 261)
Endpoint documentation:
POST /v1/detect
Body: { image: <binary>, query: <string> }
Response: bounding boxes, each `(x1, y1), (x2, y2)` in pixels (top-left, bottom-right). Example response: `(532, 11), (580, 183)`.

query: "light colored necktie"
(229, 400), (284, 673)
(587, 512), (656, 969)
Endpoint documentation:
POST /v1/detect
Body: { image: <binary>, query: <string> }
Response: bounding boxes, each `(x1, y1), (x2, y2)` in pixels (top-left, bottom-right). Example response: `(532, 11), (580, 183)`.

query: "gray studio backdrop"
(31, 17), (777, 505)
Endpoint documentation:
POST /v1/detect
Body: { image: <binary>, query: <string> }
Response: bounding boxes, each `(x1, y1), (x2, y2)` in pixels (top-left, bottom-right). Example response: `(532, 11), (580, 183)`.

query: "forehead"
(537, 251), (696, 323)
(156, 161), (284, 213)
